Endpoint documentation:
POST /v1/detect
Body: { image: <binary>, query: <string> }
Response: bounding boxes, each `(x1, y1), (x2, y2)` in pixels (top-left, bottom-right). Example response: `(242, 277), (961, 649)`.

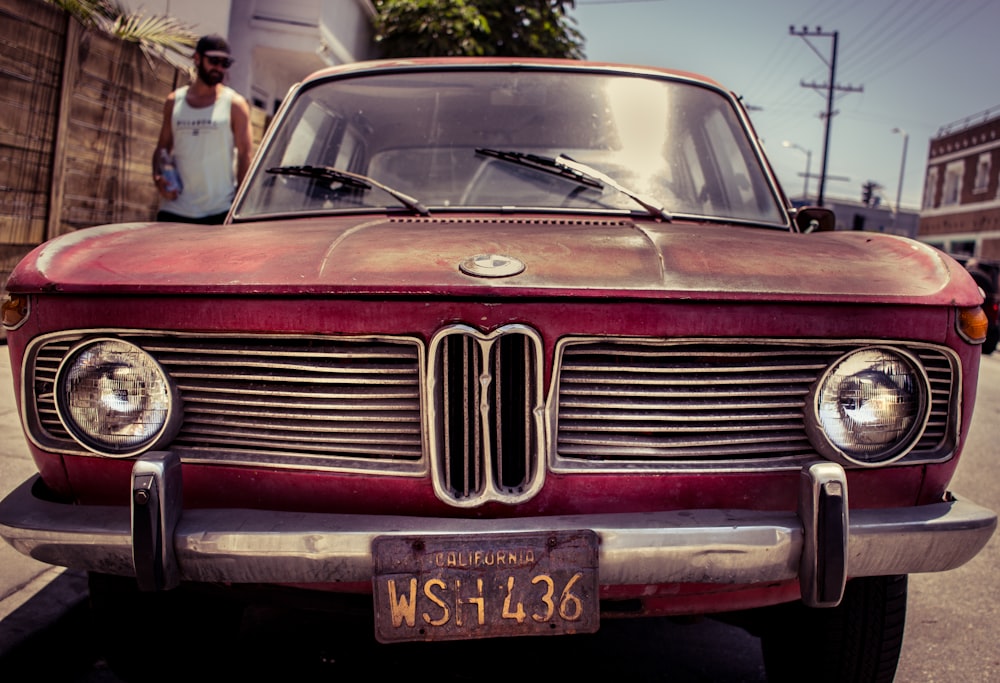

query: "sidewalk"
(0, 343), (89, 658)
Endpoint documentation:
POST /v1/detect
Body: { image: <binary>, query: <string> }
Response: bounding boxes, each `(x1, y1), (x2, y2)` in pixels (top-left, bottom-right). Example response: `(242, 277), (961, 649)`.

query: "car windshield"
(233, 67), (785, 225)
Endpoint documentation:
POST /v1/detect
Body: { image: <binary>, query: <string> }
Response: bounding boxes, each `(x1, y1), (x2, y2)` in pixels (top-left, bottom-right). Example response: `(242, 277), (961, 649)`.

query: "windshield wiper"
(475, 148), (604, 189)
(556, 155), (672, 222)
(267, 165), (430, 216)
(475, 148), (671, 221)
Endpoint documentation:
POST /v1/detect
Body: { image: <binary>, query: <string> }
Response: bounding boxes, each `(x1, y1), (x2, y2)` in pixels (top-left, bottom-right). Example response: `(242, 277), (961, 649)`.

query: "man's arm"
(152, 93), (178, 199)
(231, 94), (254, 185)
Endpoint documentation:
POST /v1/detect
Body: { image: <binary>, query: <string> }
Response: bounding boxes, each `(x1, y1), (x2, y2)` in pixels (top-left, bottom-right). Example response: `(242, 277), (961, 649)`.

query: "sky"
(570, 0), (999, 210)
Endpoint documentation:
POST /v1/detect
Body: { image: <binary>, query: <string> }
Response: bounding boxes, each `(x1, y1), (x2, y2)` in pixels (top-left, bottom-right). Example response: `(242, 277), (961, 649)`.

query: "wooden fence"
(1, 0), (187, 308)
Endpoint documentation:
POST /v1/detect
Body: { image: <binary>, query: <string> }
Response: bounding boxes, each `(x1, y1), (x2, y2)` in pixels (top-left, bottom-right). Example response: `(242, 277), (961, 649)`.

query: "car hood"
(7, 215), (980, 305)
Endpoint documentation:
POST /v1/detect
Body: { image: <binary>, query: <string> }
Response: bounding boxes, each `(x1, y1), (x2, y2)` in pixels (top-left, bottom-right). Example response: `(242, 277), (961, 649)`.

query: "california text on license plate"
(372, 530), (599, 643)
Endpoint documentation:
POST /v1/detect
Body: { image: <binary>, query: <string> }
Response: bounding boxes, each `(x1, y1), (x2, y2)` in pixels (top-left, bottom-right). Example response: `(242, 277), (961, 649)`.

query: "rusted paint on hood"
(7, 216), (981, 306)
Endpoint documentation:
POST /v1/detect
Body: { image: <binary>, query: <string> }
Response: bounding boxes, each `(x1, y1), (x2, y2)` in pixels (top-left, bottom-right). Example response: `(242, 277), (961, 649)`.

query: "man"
(152, 34), (253, 224)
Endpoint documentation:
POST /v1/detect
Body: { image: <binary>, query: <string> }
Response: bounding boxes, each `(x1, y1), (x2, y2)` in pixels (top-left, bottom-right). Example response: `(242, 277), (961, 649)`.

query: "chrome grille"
(29, 334), (424, 471)
(554, 340), (957, 465)
(429, 325), (544, 505)
(26, 332), (958, 479)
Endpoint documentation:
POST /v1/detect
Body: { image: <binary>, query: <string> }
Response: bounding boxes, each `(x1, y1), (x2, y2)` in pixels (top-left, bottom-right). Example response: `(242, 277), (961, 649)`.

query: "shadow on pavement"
(0, 572), (767, 683)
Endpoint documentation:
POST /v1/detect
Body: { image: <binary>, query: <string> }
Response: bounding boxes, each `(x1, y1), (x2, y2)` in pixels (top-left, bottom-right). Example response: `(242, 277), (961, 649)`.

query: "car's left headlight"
(55, 338), (179, 457)
(807, 347), (929, 467)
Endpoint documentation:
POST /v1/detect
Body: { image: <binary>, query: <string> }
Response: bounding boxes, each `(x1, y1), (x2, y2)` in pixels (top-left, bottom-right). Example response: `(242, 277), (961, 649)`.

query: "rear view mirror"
(794, 206), (836, 233)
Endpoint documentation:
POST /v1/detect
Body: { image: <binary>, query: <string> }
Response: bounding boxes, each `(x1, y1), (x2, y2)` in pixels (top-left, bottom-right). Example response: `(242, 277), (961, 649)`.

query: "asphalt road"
(893, 352), (1000, 682)
(0, 349), (997, 682)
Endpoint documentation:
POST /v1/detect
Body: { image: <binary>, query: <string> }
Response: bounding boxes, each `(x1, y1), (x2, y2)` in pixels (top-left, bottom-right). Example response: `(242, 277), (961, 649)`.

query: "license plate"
(372, 530), (599, 643)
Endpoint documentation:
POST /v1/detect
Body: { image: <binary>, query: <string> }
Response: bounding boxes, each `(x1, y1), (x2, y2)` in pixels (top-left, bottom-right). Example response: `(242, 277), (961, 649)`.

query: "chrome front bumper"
(0, 453), (995, 609)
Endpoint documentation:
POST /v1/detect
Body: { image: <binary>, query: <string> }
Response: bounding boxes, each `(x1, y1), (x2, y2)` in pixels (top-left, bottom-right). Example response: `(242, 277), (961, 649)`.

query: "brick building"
(918, 106), (1000, 260)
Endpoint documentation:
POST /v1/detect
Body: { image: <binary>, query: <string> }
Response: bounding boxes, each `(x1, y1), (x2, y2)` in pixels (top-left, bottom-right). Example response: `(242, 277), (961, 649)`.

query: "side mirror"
(793, 206), (836, 233)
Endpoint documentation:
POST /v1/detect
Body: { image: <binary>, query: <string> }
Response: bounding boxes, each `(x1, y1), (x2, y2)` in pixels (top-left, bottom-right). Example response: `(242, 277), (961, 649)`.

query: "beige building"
(821, 196), (919, 238)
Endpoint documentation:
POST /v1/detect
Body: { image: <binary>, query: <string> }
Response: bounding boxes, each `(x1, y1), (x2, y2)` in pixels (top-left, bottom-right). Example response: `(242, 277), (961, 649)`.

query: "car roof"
(297, 57), (727, 91)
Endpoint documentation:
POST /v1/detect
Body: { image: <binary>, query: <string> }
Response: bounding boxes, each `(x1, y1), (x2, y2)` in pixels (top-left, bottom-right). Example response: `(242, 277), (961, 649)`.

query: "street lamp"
(892, 127), (909, 223)
(782, 140), (812, 202)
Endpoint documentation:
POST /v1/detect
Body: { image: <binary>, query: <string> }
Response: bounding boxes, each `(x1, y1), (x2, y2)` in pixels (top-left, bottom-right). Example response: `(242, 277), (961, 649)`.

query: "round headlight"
(808, 347), (929, 466)
(55, 339), (179, 456)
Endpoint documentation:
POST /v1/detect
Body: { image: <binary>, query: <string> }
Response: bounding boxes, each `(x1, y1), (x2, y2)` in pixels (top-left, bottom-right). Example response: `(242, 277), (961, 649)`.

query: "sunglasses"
(205, 55), (233, 68)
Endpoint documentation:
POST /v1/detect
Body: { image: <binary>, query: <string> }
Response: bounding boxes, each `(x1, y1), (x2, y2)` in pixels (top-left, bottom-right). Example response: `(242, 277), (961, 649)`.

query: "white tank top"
(160, 85), (236, 218)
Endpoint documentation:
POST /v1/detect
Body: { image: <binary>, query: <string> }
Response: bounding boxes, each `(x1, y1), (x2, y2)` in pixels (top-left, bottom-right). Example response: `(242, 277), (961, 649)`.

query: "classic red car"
(1, 58), (995, 682)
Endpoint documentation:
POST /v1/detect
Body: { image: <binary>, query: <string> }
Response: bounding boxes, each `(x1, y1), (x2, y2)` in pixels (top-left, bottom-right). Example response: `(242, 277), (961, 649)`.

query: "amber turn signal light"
(1, 294), (28, 330)
(957, 306), (989, 344)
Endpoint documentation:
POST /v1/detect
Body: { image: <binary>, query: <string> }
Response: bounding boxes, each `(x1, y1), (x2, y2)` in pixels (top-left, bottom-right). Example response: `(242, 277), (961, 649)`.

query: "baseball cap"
(196, 34), (231, 57)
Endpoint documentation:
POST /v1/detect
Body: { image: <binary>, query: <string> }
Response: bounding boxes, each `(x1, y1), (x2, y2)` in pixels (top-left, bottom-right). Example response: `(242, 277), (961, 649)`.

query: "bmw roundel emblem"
(459, 254), (526, 278)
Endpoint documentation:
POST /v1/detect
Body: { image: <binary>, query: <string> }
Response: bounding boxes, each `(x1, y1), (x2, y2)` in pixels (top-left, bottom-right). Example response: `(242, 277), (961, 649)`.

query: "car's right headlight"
(55, 338), (180, 457)
(807, 347), (929, 467)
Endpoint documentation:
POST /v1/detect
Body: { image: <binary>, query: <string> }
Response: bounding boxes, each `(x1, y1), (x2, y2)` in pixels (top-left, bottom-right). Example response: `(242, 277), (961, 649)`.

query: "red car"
(1, 58), (995, 682)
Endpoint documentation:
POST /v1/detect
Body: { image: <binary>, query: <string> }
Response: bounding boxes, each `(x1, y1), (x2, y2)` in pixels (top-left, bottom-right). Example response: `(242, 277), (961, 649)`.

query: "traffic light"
(861, 181), (881, 206)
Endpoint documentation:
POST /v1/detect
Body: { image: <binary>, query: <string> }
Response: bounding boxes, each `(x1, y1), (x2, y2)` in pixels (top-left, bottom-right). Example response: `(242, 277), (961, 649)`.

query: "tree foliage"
(373, 1), (585, 59)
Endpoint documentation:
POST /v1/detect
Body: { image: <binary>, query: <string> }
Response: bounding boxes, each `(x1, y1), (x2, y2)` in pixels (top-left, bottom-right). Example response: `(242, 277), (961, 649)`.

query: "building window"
(974, 153), (991, 193)
(950, 240), (976, 257)
(942, 160), (964, 206)
(923, 166), (938, 208)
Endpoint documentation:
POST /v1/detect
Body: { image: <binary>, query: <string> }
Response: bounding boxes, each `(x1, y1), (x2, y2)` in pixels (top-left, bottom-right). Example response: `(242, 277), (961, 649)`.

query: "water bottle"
(158, 149), (183, 194)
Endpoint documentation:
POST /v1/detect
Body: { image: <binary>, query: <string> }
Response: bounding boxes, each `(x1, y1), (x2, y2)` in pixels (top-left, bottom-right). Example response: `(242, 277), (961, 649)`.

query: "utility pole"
(891, 127), (909, 225)
(789, 26), (863, 207)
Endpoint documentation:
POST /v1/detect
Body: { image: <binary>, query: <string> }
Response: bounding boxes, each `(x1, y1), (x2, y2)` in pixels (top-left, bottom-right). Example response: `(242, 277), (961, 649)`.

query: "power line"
(575, 0), (665, 4)
(837, 0), (949, 78)
(852, 0), (993, 87)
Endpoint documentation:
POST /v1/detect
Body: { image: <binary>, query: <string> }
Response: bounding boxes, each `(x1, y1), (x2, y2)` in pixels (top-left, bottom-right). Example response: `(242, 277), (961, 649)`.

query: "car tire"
(87, 572), (245, 683)
(758, 574), (907, 683)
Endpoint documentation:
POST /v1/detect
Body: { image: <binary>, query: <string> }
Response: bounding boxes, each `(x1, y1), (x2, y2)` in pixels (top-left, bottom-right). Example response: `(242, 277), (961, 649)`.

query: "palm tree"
(47, 0), (198, 66)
